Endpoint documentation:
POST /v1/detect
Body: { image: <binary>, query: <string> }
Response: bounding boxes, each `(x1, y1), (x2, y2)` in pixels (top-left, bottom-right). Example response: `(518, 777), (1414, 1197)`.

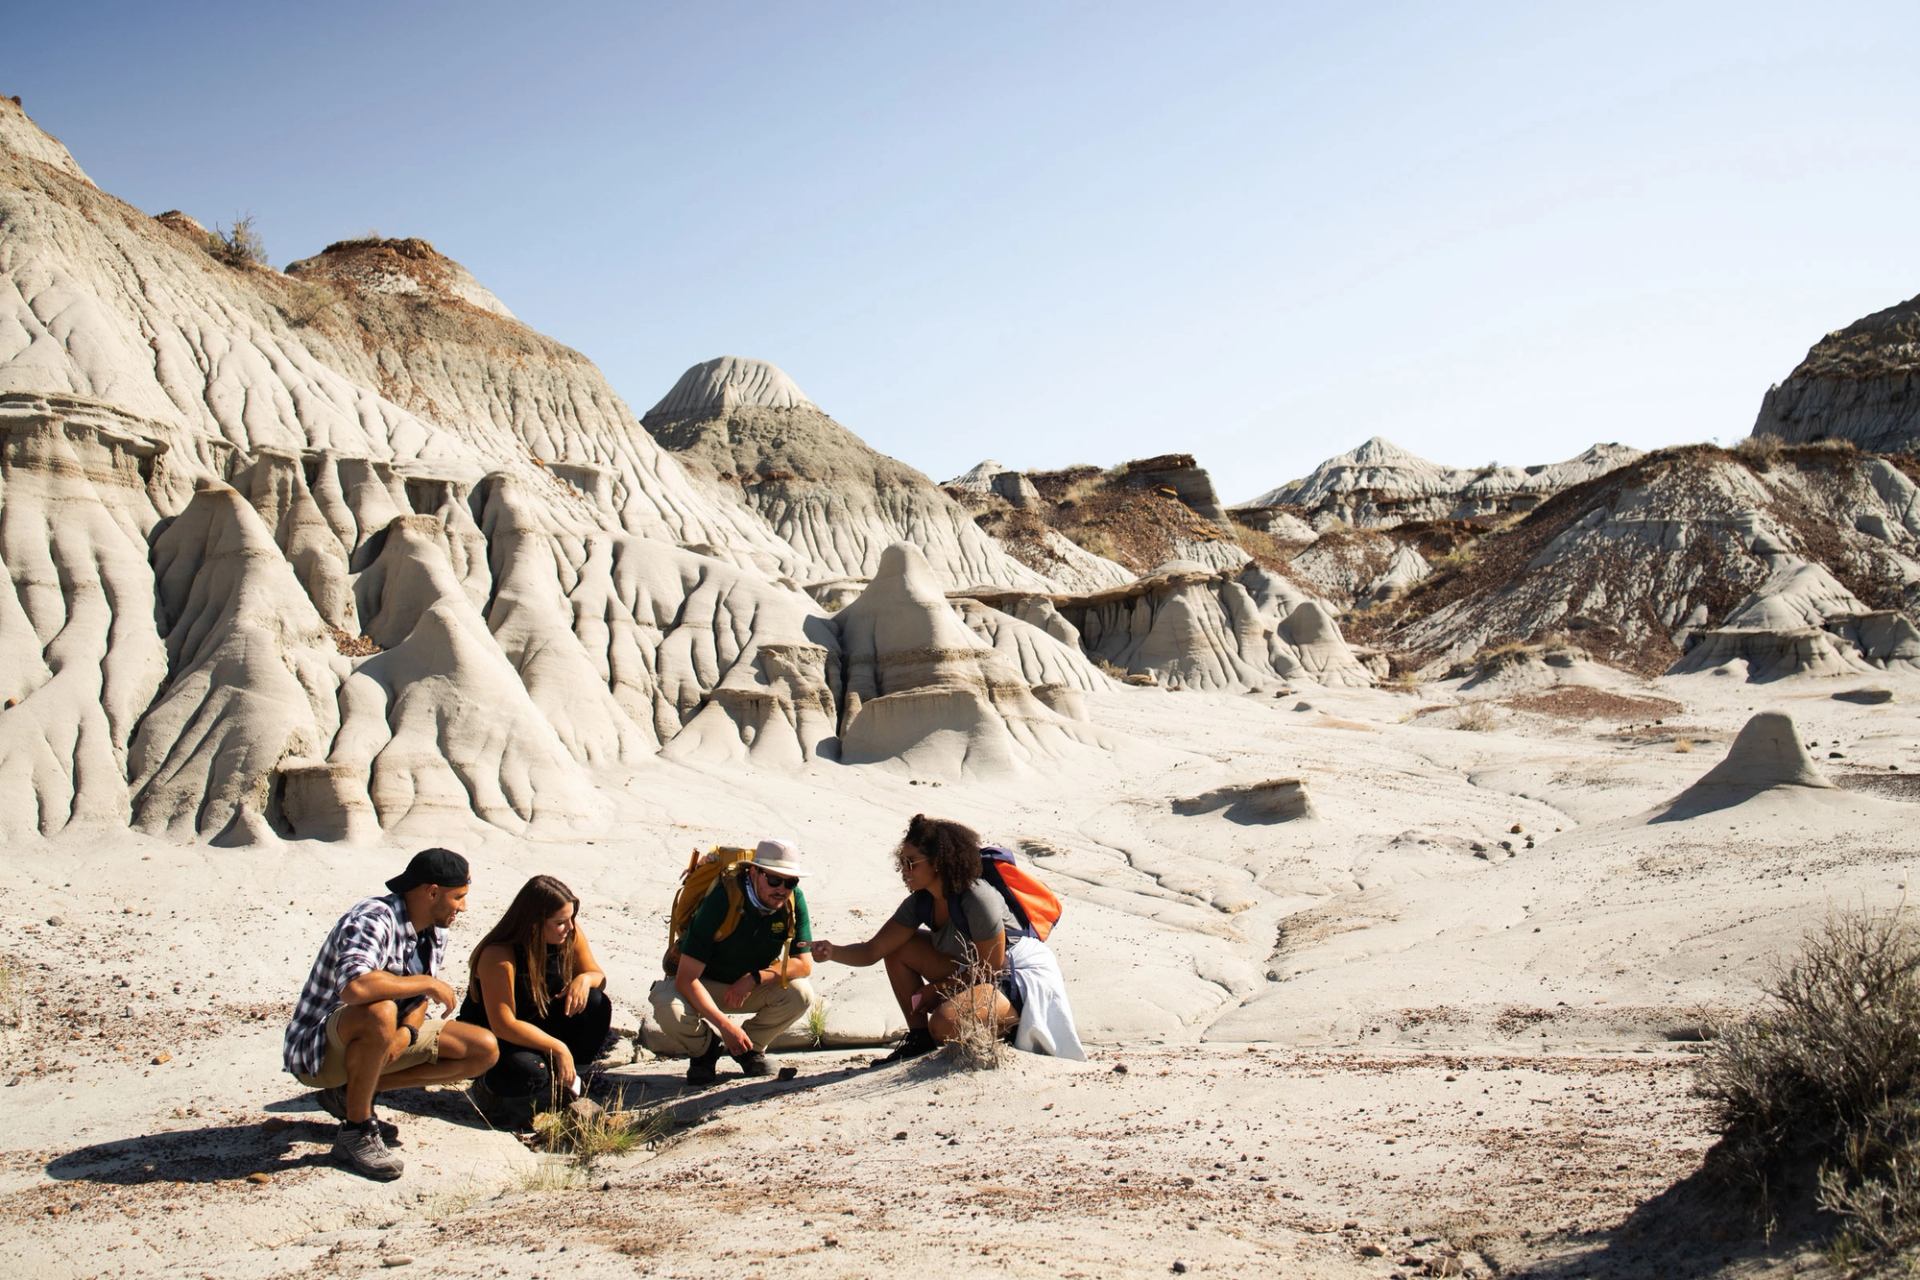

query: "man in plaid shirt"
(284, 849), (499, 1180)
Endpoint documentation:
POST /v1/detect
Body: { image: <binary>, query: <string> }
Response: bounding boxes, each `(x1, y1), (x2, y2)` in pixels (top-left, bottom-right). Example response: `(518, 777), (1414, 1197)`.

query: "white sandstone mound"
(130, 482), (340, 843)
(950, 597), (1113, 695)
(1650, 711), (1836, 821)
(833, 544), (1104, 775)
(1172, 777), (1316, 823)
(644, 358), (1057, 592)
(1752, 290), (1920, 454)
(1671, 627), (1871, 681)
(1059, 561), (1371, 691)
(0, 400), (168, 838)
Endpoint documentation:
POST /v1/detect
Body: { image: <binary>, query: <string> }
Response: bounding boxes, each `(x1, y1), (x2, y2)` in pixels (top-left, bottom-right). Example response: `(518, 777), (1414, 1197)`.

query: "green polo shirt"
(678, 882), (811, 984)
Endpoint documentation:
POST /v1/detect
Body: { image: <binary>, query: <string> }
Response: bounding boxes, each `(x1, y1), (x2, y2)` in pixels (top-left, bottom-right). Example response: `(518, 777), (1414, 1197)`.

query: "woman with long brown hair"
(812, 815), (1083, 1063)
(458, 875), (611, 1124)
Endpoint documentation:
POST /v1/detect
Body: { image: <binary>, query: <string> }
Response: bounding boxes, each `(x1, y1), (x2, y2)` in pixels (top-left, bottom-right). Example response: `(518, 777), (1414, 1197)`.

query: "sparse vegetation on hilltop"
(206, 214), (267, 269)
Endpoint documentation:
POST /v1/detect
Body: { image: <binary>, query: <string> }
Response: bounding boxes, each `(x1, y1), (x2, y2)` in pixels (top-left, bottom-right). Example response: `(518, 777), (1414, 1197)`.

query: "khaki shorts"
(293, 1006), (445, 1088)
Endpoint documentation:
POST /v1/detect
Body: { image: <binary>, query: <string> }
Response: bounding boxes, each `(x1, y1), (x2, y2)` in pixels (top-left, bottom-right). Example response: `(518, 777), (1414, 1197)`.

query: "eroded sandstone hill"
(1344, 441), (1920, 678)
(1752, 291), (1920, 454)
(0, 97), (1379, 843)
(1240, 436), (1643, 531)
(643, 356), (1060, 592)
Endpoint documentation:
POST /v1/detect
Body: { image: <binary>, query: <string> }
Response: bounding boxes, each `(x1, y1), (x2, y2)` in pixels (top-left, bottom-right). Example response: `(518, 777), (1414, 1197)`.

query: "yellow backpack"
(661, 846), (795, 986)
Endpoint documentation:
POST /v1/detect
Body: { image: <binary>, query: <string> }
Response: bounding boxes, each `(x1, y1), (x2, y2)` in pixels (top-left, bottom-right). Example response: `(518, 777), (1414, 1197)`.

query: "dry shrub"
(807, 997), (830, 1047)
(1696, 909), (1920, 1260)
(0, 955), (24, 1029)
(945, 956), (1007, 1070)
(281, 277), (338, 326)
(207, 214), (267, 268)
(1453, 702), (1498, 732)
(1674, 737), (1695, 754)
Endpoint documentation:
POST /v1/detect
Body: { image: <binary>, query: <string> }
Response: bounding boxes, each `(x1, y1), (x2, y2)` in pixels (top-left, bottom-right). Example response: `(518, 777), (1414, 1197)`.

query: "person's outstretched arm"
(812, 919), (915, 967)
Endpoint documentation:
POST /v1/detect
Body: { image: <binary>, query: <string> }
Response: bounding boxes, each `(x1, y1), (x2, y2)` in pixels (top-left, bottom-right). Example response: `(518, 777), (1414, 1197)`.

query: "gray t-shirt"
(890, 881), (1014, 962)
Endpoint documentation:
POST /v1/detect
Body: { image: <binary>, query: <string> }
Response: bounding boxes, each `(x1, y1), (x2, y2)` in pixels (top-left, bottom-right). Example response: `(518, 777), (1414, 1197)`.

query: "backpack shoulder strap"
(713, 870), (747, 942)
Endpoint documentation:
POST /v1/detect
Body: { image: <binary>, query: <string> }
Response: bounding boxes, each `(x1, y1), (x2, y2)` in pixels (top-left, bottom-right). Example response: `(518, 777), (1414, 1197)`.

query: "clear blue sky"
(12, 3), (1919, 500)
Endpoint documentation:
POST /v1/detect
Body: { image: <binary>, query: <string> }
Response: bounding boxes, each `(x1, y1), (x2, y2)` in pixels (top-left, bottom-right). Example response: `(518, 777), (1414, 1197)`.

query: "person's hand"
(722, 975), (754, 1010)
(552, 1045), (577, 1092)
(717, 1020), (754, 1057)
(424, 977), (458, 1014)
(811, 940), (835, 964)
(565, 975), (593, 1017)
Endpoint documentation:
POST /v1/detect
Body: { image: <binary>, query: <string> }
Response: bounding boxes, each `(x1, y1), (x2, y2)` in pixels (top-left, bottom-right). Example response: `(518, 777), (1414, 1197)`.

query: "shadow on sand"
(1507, 1161), (1826, 1278)
(47, 1084), (501, 1185)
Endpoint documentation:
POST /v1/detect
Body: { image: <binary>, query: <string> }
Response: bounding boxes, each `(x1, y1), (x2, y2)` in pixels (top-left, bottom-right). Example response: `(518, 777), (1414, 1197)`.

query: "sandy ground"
(4, 666), (1916, 1277)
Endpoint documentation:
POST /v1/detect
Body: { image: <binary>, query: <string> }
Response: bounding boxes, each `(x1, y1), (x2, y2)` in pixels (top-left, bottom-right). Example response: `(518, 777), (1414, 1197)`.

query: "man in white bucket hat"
(650, 838), (815, 1083)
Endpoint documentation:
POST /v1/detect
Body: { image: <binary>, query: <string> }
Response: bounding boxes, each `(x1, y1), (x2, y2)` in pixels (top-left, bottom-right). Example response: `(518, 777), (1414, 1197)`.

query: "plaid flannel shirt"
(283, 894), (446, 1078)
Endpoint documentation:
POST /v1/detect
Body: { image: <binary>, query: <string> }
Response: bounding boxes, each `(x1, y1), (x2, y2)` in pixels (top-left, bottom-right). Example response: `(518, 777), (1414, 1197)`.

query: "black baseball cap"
(385, 848), (471, 894)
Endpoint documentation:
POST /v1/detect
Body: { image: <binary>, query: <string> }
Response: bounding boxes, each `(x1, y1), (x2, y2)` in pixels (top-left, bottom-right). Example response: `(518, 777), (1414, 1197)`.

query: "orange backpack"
(980, 844), (1062, 941)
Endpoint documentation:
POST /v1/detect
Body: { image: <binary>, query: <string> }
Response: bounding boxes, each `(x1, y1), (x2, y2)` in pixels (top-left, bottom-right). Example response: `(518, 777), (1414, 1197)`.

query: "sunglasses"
(896, 856), (926, 872)
(758, 871), (799, 890)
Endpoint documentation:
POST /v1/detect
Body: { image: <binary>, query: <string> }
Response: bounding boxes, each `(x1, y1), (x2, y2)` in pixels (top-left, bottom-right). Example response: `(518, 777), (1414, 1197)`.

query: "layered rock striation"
(1752, 291), (1920, 454)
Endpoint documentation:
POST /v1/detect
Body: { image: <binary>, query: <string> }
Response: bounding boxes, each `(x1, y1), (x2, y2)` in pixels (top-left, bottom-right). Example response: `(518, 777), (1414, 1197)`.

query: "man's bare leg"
(336, 1001), (404, 1124)
(379, 1022), (499, 1088)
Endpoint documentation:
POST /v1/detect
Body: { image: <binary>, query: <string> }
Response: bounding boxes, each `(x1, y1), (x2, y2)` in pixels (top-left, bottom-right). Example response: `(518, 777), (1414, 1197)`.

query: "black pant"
(481, 987), (613, 1100)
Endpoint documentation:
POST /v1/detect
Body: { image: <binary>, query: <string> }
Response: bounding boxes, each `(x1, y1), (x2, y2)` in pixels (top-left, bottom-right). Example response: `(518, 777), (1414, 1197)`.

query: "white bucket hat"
(753, 838), (809, 878)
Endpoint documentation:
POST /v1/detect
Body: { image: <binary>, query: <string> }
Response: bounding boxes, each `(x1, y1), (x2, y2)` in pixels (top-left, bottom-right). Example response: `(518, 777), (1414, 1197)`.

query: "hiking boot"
(686, 1035), (723, 1085)
(314, 1087), (399, 1145)
(732, 1050), (773, 1077)
(873, 1027), (938, 1066)
(469, 1077), (536, 1131)
(332, 1120), (403, 1181)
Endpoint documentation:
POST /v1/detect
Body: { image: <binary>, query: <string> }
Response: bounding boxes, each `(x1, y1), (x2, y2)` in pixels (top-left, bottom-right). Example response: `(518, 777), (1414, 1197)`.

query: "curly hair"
(901, 814), (983, 899)
(468, 875), (579, 1019)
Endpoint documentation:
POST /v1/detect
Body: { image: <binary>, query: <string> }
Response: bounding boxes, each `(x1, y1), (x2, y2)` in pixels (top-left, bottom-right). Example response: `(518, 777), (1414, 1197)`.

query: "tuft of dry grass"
(529, 1088), (669, 1170)
(807, 998), (830, 1048)
(1673, 738), (1695, 754)
(1453, 702), (1498, 732)
(1697, 909), (1920, 1260)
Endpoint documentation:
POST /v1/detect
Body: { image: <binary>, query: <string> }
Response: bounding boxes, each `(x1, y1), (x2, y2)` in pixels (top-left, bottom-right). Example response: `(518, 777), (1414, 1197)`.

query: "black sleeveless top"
(459, 945), (566, 1028)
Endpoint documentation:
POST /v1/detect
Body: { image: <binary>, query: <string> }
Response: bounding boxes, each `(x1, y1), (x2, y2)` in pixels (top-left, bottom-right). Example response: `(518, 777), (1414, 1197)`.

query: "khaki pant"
(648, 975), (814, 1056)
(293, 1006), (445, 1088)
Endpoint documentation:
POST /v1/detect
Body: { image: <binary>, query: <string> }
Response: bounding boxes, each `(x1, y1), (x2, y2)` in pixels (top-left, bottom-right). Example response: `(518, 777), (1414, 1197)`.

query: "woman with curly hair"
(812, 814), (1083, 1063)
(458, 875), (611, 1125)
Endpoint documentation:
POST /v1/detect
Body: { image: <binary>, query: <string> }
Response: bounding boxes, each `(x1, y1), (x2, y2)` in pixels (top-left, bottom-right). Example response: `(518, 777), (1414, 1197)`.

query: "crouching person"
(283, 849), (500, 1181)
(458, 875), (613, 1128)
(650, 839), (814, 1084)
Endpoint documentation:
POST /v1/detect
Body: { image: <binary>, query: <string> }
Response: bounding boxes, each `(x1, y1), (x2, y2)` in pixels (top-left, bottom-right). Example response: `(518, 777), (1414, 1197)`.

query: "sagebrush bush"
(1697, 909), (1920, 1259)
(207, 215), (267, 268)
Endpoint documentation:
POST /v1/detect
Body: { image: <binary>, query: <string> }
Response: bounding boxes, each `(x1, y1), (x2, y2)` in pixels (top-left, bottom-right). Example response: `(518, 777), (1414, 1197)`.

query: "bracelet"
(405, 1024), (419, 1047)
(751, 969), (763, 987)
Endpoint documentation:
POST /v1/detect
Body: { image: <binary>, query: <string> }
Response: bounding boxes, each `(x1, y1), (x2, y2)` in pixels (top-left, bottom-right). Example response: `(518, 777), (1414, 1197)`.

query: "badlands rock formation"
(1243, 435), (1642, 530)
(8, 100), (1194, 839)
(833, 544), (1106, 774)
(1048, 560), (1373, 691)
(1359, 443), (1920, 678)
(643, 356), (1056, 591)
(1753, 290), (1920, 453)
